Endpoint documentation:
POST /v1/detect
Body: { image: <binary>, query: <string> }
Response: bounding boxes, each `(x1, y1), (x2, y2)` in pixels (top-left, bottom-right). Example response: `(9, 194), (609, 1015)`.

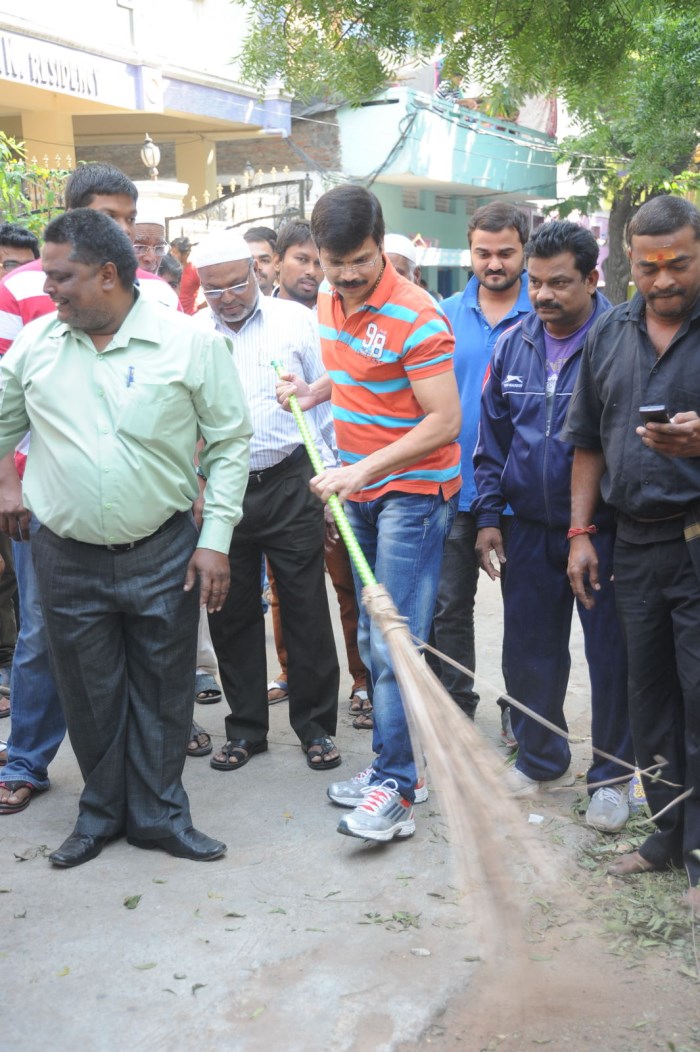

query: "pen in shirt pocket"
(126, 366), (135, 388)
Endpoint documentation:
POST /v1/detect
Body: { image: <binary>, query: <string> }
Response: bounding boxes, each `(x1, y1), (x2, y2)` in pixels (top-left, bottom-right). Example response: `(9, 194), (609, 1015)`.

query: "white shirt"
(192, 293), (334, 471)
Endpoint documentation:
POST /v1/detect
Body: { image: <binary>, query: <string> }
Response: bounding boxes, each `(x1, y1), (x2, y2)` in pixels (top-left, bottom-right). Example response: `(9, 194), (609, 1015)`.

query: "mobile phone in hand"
(639, 404), (670, 425)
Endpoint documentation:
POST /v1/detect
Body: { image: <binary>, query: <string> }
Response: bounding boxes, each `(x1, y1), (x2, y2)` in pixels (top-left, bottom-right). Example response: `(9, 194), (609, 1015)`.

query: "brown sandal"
(187, 721), (212, 757)
(349, 690), (373, 730)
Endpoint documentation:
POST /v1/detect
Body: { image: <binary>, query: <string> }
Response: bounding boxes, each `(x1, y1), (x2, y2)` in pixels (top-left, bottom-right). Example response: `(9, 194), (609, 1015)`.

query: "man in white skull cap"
(191, 233), (341, 777)
(384, 233), (422, 284)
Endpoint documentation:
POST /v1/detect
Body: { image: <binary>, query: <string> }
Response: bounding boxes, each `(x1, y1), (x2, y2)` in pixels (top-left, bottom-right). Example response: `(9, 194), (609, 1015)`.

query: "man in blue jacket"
(473, 221), (634, 831)
(431, 203), (531, 738)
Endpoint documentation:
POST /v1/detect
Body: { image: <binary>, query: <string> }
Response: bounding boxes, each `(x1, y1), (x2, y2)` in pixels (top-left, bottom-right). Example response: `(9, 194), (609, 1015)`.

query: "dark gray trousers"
(32, 513), (200, 839)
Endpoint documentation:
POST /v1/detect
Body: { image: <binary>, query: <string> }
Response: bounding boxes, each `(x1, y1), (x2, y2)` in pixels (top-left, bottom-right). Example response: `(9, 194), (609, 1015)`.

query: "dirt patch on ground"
(400, 792), (700, 1052)
(407, 584), (700, 1052)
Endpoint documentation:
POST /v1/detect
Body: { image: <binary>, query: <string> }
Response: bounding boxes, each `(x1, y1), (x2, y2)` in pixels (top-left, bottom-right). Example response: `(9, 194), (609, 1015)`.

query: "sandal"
(267, 679), (289, 705)
(0, 740), (6, 766)
(349, 690), (373, 730)
(187, 720), (213, 757)
(195, 673), (222, 705)
(210, 738), (268, 771)
(348, 689), (368, 716)
(0, 780), (42, 815)
(352, 711), (374, 730)
(303, 737), (341, 771)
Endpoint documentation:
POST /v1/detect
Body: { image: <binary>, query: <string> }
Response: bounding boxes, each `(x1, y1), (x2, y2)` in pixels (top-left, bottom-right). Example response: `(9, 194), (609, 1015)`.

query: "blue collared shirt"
(442, 273), (531, 511)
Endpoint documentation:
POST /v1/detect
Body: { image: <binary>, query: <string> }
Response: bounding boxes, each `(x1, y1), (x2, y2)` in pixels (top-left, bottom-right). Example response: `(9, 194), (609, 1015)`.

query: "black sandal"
(210, 738), (268, 771)
(302, 736), (341, 771)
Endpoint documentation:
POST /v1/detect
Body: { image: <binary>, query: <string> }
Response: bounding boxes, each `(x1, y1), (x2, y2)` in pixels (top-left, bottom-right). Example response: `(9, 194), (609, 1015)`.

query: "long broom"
(272, 362), (557, 939)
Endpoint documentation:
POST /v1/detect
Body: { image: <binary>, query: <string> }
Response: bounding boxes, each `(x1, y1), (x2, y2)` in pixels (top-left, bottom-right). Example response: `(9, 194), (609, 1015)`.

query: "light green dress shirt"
(0, 293), (252, 553)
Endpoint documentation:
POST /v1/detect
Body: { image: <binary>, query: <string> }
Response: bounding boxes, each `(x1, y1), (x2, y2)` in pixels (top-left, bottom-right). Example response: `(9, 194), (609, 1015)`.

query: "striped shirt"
(0, 259), (181, 478)
(0, 258), (180, 351)
(317, 257), (461, 501)
(191, 292), (334, 471)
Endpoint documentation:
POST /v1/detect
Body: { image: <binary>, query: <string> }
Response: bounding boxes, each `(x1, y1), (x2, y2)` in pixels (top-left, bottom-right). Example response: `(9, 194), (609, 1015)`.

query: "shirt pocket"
(117, 383), (189, 442)
(668, 385), (700, 419)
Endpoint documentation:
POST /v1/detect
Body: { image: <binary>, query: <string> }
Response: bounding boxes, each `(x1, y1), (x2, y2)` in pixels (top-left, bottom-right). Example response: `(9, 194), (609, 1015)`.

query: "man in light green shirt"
(0, 208), (252, 868)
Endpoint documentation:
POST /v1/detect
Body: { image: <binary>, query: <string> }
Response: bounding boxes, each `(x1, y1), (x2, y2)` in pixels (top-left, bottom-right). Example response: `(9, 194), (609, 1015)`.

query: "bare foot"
(682, 886), (700, 910)
(607, 850), (660, 876)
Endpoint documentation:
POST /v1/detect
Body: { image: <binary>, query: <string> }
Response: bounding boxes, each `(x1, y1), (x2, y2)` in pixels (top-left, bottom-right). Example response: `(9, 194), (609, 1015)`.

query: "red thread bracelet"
(566, 525), (598, 540)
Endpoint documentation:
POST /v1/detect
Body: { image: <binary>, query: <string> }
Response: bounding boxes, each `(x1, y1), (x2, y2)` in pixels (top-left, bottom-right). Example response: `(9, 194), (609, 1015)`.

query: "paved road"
(0, 574), (591, 1049)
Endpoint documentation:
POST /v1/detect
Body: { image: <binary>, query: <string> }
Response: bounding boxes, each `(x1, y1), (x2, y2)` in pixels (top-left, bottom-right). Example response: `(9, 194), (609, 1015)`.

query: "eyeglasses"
(320, 250), (381, 276)
(202, 266), (253, 299)
(133, 243), (169, 258)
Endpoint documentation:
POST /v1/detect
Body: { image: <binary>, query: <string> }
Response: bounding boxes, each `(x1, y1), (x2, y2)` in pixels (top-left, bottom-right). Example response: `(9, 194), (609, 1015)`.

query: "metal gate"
(166, 178), (309, 240)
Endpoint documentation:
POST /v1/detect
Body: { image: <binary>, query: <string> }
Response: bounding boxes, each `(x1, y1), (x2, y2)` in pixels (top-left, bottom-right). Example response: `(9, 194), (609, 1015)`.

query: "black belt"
(628, 512), (685, 523)
(247, 445), (306, 486)
(100, 511), (184, 553)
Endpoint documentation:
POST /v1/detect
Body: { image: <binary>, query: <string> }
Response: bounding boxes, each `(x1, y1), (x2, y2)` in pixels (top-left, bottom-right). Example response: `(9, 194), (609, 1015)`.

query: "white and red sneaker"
(337, 780), (415, 841)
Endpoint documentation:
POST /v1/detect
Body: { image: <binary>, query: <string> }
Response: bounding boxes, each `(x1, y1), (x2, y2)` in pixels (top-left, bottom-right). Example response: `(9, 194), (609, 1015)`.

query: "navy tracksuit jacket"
(473, 293), (633, 786)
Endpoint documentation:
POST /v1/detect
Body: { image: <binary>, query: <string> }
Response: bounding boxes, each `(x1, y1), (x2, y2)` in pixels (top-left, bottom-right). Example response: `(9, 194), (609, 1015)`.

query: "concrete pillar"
(20, 110), (75, 168)
(175, 139), (217, 209)
(132, 179), (190, 225)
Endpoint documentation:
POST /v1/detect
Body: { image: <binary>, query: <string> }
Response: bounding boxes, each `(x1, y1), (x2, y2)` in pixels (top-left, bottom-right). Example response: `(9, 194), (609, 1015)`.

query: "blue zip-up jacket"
(473, 291), (614, 530)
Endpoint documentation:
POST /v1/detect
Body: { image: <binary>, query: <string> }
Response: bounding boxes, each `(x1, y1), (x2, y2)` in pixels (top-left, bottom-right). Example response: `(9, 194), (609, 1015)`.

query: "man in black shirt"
(563, 196), (700, 907)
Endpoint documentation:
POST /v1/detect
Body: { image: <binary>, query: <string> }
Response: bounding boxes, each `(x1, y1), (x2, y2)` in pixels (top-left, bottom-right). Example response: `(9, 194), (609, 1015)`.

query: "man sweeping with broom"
(277, 185), (461, 841)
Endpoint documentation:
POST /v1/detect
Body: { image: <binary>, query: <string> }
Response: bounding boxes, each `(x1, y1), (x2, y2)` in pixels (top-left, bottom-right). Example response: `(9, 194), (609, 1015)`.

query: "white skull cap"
(384, 233), (417, 265)
(134, 205), (166, 228)
(191, 233), (253, 269)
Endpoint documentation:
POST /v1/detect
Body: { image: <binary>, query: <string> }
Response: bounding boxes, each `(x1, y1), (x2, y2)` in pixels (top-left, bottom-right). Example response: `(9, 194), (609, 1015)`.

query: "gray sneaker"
(327, 765), (428, 807)
(504, 764), (575, 797)
(585, 784), (630, 832)
(337, 781), (415, 841)
(500, 705), (517, 749)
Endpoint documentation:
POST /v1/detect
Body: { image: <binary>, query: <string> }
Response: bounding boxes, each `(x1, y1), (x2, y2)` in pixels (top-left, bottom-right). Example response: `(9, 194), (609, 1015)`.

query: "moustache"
(649, 289), (684, 299)
(335, 279), (366, 289)
(535, 301), (561, 310)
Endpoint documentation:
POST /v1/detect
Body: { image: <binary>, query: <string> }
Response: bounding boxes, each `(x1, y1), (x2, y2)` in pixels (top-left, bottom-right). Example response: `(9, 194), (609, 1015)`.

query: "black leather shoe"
(127, 826), (227, 861)
(49, 831), (111, 868)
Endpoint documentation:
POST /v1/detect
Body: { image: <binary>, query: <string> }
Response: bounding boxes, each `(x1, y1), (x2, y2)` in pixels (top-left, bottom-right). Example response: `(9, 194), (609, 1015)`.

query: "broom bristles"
(363, 583), (560, 944)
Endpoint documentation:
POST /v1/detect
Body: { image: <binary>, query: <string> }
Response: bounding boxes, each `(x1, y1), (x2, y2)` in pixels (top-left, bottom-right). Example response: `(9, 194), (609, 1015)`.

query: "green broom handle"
(271, 361), (377, 588)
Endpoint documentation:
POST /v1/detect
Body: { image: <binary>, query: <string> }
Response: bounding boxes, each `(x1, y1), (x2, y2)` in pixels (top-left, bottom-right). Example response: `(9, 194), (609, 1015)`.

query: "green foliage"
(234, 0), (700, 303)
(232, 0), (696, 106)
(0, 132), (68, 236)
(554, 12), (700, 300)
(559, 14), (700, 206)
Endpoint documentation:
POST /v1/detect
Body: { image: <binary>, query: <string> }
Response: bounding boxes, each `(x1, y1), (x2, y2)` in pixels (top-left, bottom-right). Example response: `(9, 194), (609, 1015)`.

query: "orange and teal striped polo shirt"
(317, 258), (461, 503)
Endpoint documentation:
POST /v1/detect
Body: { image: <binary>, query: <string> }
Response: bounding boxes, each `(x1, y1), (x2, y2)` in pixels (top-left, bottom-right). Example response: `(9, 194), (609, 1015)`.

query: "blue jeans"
(345, 491), (457, 801)
(3, 516), (65, 789)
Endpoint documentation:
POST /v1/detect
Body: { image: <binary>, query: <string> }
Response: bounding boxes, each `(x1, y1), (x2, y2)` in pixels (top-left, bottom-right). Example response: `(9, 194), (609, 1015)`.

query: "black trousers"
(209, 452), (339, 744)
(614, 535), (700, 885)
(32, 513), (200, 839)
(427, 511), (511, 715)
